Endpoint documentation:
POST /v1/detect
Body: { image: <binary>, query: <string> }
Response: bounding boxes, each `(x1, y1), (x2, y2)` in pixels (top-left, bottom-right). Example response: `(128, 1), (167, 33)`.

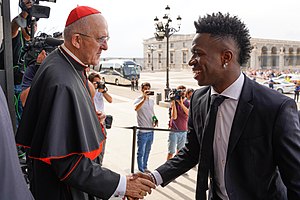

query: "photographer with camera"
(88, 72), (112, 111)
(167, 85), (190, 160)
(134, 82), (157, 173)
(0, 0), (36, 126)
(88, 72), (112, 165)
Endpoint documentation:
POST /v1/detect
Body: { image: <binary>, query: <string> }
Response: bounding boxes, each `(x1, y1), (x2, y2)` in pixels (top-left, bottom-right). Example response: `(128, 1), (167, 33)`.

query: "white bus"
(93, 59), (140, 85)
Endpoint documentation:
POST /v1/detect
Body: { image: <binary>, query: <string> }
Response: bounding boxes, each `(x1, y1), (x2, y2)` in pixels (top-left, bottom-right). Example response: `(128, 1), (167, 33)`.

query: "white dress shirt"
(211, 73), (244, 199)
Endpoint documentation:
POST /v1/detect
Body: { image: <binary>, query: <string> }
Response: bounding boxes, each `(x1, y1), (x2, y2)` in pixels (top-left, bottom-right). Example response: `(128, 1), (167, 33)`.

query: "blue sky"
(10, 0), (300, 58)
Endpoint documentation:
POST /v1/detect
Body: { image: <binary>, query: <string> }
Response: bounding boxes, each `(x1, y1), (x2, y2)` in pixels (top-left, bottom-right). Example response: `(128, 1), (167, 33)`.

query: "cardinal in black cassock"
(15, 6), (121, 200)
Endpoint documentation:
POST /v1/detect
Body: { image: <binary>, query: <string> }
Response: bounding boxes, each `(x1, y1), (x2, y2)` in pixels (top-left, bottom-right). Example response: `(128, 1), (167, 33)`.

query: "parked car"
(273, 74), (300, 84)
(262, 80), (295, 94)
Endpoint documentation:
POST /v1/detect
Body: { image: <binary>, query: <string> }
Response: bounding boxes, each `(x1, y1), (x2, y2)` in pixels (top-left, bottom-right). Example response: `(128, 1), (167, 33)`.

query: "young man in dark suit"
(139, 12), (300, 200)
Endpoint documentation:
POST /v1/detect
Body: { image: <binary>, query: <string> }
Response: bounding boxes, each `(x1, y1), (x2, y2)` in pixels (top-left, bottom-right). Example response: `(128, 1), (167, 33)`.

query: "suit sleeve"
(273, 98), (300, 199)
(156, 92), (200, 186)
(51, 154), (120, 199)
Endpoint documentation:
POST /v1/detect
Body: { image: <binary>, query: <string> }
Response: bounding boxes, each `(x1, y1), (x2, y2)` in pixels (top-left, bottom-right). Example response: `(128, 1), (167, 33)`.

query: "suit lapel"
(227, 76), (254, 158)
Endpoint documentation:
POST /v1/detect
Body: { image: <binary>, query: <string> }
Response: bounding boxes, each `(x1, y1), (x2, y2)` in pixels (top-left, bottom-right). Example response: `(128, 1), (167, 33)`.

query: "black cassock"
(16, 48), (120, 200)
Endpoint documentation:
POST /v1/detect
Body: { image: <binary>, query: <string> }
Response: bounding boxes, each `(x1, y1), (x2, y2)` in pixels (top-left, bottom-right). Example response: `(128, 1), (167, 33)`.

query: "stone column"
(250, 45), (258, 69)
(267, 50), (272, 68)
(293, 51), (297, 67)
(279, 47), (284, 71)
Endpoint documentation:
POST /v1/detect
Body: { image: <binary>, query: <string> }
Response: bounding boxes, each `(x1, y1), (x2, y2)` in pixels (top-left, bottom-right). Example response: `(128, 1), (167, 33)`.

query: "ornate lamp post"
(148, 44), (156, 71)
(154, 5), (181, 101)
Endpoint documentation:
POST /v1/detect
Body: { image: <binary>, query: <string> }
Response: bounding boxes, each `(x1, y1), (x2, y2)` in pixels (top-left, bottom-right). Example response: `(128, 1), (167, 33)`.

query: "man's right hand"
(125, 174), (156, 199)
(96, 111), (106, 124)
(142, 90), (150, 99)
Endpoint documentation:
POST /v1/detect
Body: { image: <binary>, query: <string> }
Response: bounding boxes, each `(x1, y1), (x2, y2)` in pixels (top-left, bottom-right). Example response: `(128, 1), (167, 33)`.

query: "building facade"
(143, 34), (300, 71)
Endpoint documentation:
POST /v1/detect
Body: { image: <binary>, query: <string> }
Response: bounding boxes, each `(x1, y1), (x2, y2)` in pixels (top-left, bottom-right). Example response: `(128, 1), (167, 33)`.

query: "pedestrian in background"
(135, 75), (139, 90)
(268, 78), (274, 89)
(131, 77), (135, 91)
(185, 88), (194, 101)
(294, 81), (300, 102)
(134, 82), (157, 172)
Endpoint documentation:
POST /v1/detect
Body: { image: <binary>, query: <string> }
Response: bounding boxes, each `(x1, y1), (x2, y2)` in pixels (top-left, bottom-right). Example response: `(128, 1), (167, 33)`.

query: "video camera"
(19, 0), (56, 19)
(20, 32), (63, 66)
(95, 81), (107, 90)
(14, 32), (63, 84)
(169, 88), (185, 101)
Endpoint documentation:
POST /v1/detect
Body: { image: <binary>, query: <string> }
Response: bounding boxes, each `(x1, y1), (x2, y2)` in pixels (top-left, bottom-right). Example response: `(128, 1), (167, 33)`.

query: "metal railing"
(122, 126), (181, 173)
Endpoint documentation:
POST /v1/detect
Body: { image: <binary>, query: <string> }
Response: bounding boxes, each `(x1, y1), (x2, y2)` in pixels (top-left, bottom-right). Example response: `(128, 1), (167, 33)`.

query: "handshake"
(125, 172), (156, 200)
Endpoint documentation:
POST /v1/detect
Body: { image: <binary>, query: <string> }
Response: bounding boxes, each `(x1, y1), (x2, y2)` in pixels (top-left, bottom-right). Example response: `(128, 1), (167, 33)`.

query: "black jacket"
(157, 75), (300, 200)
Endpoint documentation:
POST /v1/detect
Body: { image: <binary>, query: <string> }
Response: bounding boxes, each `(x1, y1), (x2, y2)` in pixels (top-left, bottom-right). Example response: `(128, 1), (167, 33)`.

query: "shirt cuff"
(112, 175), (126, 198)
(152, 170), (163, 186)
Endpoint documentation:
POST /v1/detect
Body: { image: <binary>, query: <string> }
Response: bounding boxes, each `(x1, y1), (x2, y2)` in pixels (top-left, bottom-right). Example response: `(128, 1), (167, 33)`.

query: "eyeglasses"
(75, 32), (109, 45)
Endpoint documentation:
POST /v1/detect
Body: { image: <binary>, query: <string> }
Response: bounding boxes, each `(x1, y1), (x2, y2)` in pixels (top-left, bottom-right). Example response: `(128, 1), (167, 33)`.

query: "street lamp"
(154, 5), (181, 101)
(148, 44), (156, 71)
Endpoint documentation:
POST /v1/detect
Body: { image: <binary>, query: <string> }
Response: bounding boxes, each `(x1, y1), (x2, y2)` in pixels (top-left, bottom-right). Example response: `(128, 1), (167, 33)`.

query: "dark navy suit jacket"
(157, 75), (300, 200)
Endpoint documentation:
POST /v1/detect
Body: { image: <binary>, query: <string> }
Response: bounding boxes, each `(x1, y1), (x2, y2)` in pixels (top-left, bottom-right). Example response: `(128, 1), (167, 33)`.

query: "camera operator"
(0, 0), (34, 69)
(20, 49), (46, 106)
(0, 0), (36, 127)
(11, 0), (35, 65)
(167, 85), (190, 160)
(20, 32), (64, 106)
(88, 72), (112, 165)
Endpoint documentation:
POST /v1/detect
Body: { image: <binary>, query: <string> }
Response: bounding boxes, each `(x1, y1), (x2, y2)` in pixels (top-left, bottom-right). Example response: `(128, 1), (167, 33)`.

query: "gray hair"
(63, 16), (93, 41)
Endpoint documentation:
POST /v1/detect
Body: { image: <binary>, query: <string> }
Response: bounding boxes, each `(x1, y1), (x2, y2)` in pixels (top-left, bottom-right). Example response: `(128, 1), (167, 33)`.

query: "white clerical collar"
(60, 44), (88, 67)
(211, 72), (244, 101)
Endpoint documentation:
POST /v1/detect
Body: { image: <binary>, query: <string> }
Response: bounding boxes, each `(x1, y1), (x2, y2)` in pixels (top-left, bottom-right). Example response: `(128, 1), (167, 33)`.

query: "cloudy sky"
(10, 0), (300, 58)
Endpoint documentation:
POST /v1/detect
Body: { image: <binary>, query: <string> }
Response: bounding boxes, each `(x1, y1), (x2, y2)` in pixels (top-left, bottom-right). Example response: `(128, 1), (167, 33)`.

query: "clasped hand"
(125, 172), (155, 200)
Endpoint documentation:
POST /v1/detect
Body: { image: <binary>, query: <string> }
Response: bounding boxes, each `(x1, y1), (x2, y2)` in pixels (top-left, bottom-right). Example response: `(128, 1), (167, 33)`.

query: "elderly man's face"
(188, 33), (226, 88)
(79, 14), (109, 66)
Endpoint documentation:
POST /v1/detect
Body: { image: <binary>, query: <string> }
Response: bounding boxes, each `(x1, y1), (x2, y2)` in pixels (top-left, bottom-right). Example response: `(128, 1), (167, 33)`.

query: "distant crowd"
(244, 68), (300, 80)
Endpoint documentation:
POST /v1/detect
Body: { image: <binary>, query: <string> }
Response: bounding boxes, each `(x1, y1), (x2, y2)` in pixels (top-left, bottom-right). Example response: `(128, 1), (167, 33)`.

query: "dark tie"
(197, 95), (227, 199)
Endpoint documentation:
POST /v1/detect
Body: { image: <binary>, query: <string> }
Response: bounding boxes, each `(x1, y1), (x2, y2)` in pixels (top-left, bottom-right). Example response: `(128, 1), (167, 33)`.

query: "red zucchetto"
(65, 6), (101, 27)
